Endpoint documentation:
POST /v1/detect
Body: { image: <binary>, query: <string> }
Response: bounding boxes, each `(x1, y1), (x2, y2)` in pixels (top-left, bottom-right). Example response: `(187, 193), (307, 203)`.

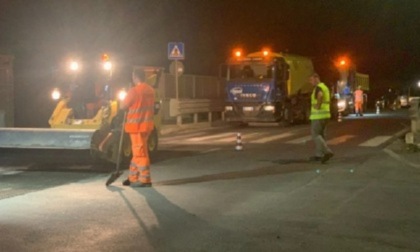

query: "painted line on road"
(216, 132), (263, 143)
(359, 136), (392, 147)
(286, 135), (312, 144)
(187, 132), (236, 142)
(327, 135), (356, 145)
(200, 148), (221, 154)
(160, 132), (207, 142)
(250, 132), (295, 144)
(383, 148), (420, 169)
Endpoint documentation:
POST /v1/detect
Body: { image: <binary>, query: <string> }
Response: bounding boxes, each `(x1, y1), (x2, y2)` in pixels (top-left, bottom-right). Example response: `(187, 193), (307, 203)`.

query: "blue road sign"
(168, 42), (185, 60)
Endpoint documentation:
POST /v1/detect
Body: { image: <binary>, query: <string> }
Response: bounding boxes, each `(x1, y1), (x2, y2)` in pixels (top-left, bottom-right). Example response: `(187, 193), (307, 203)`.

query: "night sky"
(1, 0), (420, 126)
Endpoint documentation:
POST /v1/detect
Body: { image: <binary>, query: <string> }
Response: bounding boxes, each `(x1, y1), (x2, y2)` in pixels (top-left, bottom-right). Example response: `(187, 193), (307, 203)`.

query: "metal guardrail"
(159, 73), (225, 125)
(169, 98), (225, 125)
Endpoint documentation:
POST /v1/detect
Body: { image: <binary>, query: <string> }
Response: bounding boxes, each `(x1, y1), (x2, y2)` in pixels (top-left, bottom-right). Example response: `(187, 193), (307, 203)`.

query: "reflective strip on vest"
(310, 83), (331, 120)
(125, 84), (155, 133)
(128, 106), (155, 115)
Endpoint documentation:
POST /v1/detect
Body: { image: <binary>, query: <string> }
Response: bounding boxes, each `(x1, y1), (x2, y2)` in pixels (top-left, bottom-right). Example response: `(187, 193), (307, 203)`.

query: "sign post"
(168, 42), (185, 99)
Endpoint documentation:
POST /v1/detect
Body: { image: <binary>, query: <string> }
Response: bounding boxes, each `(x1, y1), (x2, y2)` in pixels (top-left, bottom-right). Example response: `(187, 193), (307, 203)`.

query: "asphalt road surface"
(1, 109), (419, 251)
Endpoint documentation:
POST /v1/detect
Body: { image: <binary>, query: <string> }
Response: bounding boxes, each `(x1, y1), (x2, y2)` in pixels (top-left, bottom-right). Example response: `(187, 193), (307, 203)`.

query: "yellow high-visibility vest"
(310, 82), (331, 120)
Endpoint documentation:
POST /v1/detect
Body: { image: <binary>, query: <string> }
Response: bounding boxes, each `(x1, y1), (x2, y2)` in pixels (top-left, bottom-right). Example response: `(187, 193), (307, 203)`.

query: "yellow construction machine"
(0, 54), (163, 164)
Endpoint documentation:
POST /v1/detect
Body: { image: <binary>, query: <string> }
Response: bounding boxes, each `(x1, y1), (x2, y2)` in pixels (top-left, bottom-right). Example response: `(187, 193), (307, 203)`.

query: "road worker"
(120, 69), (155, 187)
(308, 73), (334, 164)
(353, 85), (364, 116)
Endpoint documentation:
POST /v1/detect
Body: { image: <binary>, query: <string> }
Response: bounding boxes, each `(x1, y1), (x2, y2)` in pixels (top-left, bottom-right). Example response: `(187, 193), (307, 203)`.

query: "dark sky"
(0, 0), (420, 125)
(1, 0), (419, 79)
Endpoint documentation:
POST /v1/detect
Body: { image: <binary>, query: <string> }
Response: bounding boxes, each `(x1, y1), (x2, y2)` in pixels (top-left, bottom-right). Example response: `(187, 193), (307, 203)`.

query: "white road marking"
(0, 167), (26, 176)
(250, 132), (295, 144)
(1, 171), (24, 175)
(327, 135), (356, 145)
(286, 135), (312, 144)
(160, 132), (207, 142)
(215, 132), (263, 143)
(384, 148), (420, 169)
(359, 136), (392, 147)
(200, 148), (221, 154)
(187, 132), (236, 142)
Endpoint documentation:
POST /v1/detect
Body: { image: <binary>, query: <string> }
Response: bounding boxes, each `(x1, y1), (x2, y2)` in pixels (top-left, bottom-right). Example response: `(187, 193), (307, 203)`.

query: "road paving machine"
(0, 54), (163, 164)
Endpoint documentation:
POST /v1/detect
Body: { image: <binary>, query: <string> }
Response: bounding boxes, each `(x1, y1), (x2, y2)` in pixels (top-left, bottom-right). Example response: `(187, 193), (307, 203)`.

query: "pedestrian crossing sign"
(168, 42), (185, 60)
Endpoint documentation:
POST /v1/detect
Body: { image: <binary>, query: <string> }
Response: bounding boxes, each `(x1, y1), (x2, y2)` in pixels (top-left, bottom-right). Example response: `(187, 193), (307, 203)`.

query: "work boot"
(122, 179), (130, 186)
(321, 152), (334, 164)
(309, 156), (322, 162)
(130, 182), (152, 188)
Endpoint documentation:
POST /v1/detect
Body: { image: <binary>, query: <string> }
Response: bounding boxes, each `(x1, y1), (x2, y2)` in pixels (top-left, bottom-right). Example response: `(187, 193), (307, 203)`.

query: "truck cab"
(221, 50), (313, 125)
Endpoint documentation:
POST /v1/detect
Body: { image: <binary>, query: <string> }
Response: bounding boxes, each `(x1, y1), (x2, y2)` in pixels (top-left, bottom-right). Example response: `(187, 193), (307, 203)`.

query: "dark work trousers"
(311, 119), (333, 157)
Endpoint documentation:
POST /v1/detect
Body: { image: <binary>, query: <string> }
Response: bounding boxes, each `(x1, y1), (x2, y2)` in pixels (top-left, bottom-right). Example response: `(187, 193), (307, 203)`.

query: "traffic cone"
(337, 112), (342, 122)
(235, 133), (243, 151)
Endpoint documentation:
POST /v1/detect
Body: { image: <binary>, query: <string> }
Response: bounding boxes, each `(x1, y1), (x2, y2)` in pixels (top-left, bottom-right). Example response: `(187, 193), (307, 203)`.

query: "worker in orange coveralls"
(353, 85), (364, 116)
(120, 69), (155, 187)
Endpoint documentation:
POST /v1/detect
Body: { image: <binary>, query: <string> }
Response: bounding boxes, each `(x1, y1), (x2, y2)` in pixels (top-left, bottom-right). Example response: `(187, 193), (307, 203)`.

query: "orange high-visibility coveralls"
(354, 89), (364, 114)
(123, 82), (155, 184)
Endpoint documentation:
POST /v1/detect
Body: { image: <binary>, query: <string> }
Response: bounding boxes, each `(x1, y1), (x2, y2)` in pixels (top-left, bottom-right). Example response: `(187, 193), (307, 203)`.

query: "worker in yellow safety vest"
(308, 73), (334, 164)
(120, 69), (155, 187)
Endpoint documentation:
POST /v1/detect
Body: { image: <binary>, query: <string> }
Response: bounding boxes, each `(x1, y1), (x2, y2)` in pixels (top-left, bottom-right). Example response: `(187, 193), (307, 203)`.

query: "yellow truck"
(222, 50), (314, 125)
(0, 54), (163, 164)
(336, 71), (369, 115)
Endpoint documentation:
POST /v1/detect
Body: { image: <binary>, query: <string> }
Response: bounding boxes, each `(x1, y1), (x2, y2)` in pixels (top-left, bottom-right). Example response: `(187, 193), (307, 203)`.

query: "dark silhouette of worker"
(242, 65), (254, 78)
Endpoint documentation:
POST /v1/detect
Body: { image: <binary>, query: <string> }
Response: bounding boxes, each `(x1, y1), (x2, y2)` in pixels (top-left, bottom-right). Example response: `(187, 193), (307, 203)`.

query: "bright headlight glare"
(225, 106), (233, 111)
(69, 61), (79, 71)
(51, 89), (61, 100)
(103, 61), (112, 71)
(337, 100), (346, 108)
(118, 90), (127, 101)
(263, 105), (275, 111)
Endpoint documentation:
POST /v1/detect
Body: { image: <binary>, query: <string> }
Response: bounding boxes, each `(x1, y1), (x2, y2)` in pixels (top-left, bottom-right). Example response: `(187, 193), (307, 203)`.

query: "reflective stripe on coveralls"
(128, 132), (152, 183)
(354, 89), (364, 112)
(124, 83), (155, 184)
(309, 82), (331, 120)
(124, 84), (155, 133)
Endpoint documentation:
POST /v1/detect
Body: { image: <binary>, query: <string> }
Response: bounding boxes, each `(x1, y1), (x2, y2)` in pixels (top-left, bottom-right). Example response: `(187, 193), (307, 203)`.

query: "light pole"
(408, 81), (420, 99)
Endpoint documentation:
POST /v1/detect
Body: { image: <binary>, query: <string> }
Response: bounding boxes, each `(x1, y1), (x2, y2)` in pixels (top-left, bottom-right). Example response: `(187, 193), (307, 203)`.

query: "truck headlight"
(263, 105), (275, 111)
(103, 61), (112, 71)
(225, 106), (233, 111)
(51, 88), (61, 100)
(118, 89), (127, 101)
(69, 61), (80, 72)
(337, 100), (346, 108)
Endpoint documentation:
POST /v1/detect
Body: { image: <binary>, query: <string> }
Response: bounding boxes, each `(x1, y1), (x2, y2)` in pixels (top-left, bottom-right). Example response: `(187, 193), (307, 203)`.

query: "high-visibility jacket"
(354, 89), (364, 103)
(310, 82), (331, 120)
(123, 83), (155, 133)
